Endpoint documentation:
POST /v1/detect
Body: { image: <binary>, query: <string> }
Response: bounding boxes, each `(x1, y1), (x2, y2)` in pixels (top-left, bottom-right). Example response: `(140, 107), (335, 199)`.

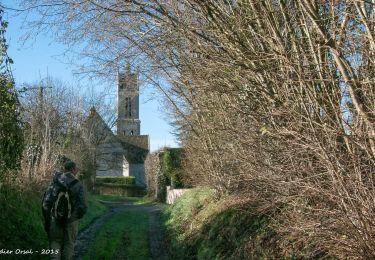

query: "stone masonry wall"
(166, 186), (190, 204)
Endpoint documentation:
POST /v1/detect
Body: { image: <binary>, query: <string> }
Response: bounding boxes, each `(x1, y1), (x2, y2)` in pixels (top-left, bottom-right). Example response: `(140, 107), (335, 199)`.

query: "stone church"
(84, 65), (149, 186)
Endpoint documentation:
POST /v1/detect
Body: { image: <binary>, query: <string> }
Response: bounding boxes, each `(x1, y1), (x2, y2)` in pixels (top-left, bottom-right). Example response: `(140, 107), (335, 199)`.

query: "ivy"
(162, 148), (184, 188)
(0, 9), (24, 178)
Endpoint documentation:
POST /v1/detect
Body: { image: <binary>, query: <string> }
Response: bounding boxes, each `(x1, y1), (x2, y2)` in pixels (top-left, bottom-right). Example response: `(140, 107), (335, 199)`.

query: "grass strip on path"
(93, 194), (154, 204)
(79, 193), (151, 232)
(83, 208), (149, 260)
(92, 194), (131, 202)
(79, 193), (107, 232)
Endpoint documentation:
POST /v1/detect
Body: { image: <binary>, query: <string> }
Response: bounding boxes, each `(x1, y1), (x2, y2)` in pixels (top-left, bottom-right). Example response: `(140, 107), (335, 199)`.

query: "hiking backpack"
(52, 179), (78, 225)
(42, 173), (78, 226)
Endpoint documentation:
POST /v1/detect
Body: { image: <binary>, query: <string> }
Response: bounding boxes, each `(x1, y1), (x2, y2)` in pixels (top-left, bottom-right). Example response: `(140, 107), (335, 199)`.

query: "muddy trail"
(73, 200), (167, 260)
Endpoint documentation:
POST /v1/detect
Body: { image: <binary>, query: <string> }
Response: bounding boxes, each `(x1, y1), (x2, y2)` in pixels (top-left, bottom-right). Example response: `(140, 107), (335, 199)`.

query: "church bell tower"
(117, 64), (141, 136)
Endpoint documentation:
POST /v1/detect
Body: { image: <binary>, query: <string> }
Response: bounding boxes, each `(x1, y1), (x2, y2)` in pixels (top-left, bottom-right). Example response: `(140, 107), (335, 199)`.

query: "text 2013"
(41, 249), (59, 254)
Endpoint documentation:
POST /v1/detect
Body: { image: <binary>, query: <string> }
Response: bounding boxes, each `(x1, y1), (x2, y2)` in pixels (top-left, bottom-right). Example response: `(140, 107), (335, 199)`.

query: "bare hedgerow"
(17, 0), (375, 258)
(144, 151), (158, 198)
(19, 78), (104, 187)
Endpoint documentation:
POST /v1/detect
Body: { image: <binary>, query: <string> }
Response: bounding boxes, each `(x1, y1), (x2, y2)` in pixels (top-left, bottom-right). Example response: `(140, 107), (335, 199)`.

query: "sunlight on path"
(73, 200), (167, 260)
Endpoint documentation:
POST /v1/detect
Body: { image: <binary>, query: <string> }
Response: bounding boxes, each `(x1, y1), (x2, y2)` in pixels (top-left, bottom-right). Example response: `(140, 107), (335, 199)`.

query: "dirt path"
(148, 205), (168, 260)
(73, 200), (167, 260)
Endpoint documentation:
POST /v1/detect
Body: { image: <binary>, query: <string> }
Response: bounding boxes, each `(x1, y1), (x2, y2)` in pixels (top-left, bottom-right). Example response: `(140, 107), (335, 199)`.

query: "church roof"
(83, 107), (149, 164)
(83, 107), (116, 144)
(120, 140), (149, 163)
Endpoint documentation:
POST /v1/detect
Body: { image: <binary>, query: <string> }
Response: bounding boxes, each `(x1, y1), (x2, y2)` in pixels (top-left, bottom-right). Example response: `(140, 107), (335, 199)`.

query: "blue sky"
(3, 2), (179, 152)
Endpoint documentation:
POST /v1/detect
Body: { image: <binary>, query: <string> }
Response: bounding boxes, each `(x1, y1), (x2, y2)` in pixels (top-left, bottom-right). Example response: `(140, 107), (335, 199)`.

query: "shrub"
(95, 176), (136, 185)
(0, 14), (24, 179)
(162, 188), (280, 259)
(0, 182), (48, 259)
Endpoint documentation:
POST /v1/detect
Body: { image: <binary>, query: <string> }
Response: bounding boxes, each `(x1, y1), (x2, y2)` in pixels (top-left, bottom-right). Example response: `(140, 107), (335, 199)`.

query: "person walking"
(42, 160), (87, 260)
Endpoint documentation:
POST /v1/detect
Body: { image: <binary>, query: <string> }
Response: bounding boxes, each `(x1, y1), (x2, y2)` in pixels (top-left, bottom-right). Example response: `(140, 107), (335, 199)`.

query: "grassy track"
(79, 193), (107, 231)
(93, 193), (154, 204)
(83, 208), (149, 260)
(79, 193), (152, 231)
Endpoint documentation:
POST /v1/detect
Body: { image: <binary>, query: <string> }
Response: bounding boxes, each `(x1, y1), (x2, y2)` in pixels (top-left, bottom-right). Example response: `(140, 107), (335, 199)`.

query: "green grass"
(165, 187), (215, 230)
(91, 193), (130, 202)
(162, 187), (274, 259)
(80, 193), (154, 233)
(0, 182), (49, 260)
(79, 192), (107, 231)
(95, 176), (136, 185)
(0, 184), (151, 260)
(93, 193), (154, 205)
(83, 209), (149, 260)
(129, 196), (154, 205)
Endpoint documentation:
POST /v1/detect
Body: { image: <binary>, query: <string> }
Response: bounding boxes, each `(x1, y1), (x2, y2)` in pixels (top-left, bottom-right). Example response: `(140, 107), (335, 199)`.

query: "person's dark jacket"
(42, 171), (87, 230)
(59, 172), (87, 222)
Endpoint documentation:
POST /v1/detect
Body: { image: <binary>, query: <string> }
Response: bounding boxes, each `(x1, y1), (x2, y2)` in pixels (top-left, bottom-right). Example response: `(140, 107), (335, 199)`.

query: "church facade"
(84, 65), (149, 186)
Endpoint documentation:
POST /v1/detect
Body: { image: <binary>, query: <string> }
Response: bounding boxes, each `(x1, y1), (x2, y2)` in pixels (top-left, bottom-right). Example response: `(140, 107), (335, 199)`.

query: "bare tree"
(19, 77), (110, 184)
(13, 0), (375, 257)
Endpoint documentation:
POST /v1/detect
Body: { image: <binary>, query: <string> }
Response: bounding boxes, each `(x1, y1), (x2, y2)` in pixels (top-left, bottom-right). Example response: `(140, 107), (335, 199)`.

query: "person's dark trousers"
(49, 218), (79, 260)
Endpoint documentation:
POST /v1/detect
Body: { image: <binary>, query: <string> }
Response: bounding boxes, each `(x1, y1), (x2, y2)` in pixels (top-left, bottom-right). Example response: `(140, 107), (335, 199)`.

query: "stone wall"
(129, 163), (145, 186)
(166, 186), (190, 204)
(95, 137), (129, 177)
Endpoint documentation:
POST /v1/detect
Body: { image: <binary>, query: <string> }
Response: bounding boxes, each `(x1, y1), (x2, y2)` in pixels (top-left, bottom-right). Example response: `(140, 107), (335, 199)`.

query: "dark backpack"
(52, 179), (78, 225)
(42, 173), (78, 227)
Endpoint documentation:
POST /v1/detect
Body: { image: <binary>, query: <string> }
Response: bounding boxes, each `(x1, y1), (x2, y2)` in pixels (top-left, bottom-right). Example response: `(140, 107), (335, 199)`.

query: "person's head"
(56, 155), (69, 171)
(64, 161), (78, 175)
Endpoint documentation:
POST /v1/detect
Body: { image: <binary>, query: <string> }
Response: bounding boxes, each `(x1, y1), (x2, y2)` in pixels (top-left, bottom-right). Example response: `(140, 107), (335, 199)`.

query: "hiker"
(42, 160), (87, 260)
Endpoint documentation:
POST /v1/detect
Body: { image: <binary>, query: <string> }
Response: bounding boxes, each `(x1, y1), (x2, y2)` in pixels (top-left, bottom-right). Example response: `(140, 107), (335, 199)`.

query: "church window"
(125, 97), (132, 117)
(128, 100), (132, 117)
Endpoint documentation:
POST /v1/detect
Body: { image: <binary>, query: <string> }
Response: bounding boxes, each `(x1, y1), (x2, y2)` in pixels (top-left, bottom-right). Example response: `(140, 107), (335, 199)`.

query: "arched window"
(125, 97), (132, 117)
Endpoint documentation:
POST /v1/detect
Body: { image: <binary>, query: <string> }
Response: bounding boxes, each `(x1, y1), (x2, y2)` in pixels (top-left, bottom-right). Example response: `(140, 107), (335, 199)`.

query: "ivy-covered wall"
(162, 148), (184, 189)
(145, 147), (185, 202)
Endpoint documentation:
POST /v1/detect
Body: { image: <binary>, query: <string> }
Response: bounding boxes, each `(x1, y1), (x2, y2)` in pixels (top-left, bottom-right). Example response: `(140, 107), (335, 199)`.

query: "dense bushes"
(0, 11), (23, 179)
(162, 188), (285, 259)
(156, 2), (375, 258)
(163, 188), (328, 259)
(0, 182), (48, 259)
(0, 79), (23, 177)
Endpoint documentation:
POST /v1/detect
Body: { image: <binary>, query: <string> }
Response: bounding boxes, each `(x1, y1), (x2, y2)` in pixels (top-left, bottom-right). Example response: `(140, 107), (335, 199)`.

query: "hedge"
(95, 176), (136, 185)
(162, 148), (184, 188)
